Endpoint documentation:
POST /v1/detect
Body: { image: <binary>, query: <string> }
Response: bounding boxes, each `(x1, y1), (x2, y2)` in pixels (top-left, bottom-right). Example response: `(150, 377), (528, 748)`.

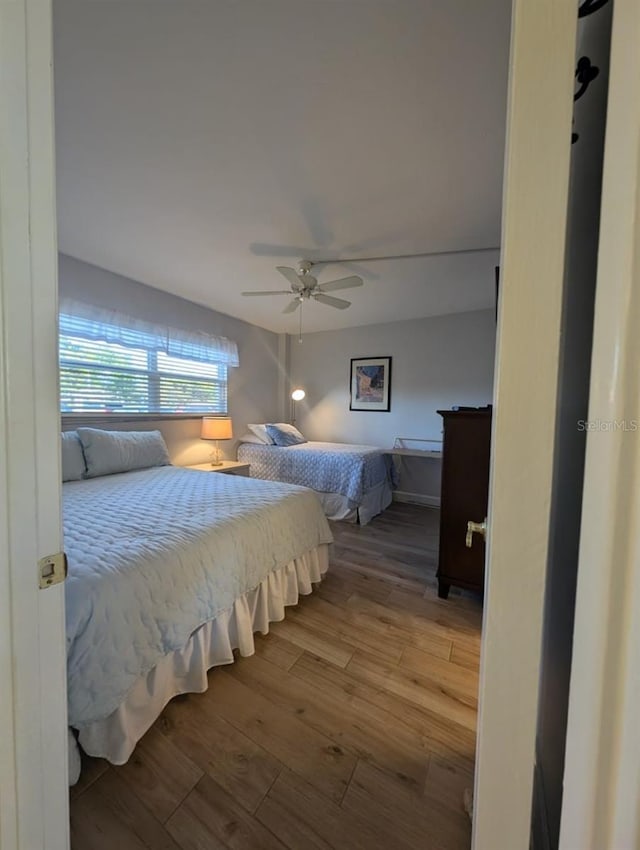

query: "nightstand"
(183, 460), (251, 477)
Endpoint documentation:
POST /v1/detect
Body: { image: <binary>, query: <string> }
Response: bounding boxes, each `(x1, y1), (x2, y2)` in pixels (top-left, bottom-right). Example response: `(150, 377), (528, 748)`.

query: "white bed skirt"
(69, 543), (329, 778)
(316, 479), (393, 525)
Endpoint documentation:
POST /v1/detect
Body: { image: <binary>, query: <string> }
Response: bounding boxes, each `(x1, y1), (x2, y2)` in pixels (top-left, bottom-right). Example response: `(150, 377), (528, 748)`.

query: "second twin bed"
(238, 439), (397, 524)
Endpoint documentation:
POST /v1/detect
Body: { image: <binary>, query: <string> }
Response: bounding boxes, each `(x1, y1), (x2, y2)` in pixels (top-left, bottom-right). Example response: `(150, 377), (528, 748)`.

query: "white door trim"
(0, 0), (69, 848)
(560, 2), (640, 847)
(472, 2), (577, 848)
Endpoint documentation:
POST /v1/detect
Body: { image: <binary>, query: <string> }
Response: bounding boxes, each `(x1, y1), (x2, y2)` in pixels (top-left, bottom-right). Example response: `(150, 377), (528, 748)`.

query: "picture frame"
(349, 356), (392, 412)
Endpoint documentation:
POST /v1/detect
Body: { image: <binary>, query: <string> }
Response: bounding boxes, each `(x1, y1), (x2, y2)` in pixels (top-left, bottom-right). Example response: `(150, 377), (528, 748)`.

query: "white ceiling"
(53, 0), (510, 334)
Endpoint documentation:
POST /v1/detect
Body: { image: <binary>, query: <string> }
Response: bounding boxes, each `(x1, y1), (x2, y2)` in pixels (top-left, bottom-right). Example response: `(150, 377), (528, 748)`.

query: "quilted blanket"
(63, 466), (332, 727)
(237, 441), (397, 503)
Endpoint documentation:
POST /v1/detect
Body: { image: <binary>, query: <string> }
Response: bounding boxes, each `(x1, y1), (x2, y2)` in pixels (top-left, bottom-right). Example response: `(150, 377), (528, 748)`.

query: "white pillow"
(247, 424), (274, 445)
(239, 432), (267, 445)
(77, 428), (171, 478)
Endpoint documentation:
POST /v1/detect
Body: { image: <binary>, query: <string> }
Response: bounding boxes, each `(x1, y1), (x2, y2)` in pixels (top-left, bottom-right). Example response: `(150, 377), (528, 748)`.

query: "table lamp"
(201, 417), (233, 466)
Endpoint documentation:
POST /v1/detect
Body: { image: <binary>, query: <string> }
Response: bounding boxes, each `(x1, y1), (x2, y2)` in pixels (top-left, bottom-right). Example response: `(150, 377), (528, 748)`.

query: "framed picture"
(349, 356), (392, 412)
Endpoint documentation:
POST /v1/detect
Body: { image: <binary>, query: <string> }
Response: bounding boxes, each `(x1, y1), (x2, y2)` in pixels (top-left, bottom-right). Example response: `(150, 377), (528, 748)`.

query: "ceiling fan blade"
(276, 266), (304, 290)
(282, 299), (301, 314)
(313, 293), (351, 310)
(249, 243), (316, 258)
(241, 290), (292, 296)
(317, 275), (363, 293)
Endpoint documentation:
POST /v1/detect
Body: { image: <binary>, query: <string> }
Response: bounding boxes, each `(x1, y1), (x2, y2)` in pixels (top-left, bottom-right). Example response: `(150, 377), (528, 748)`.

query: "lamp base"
(209, 442), (223, 466)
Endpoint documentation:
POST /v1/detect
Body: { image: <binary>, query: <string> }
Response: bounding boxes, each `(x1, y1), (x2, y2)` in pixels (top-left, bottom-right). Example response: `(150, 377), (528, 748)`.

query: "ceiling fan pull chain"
(299, 300), (303, 343)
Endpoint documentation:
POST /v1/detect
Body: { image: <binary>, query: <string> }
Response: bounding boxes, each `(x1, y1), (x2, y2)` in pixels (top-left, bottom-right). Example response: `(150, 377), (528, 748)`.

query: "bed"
(237, 440), (397, 524)
(63, 464), (332, 775)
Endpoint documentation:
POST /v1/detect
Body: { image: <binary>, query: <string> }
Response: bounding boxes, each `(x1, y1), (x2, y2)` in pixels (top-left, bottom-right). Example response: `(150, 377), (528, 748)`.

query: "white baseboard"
(393, 490), (441, 509)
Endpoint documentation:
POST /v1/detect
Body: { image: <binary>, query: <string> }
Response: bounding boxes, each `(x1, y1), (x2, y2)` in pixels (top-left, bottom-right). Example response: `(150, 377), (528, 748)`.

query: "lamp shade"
(201, 417), (233, 440)
(291, 388), (306, 401)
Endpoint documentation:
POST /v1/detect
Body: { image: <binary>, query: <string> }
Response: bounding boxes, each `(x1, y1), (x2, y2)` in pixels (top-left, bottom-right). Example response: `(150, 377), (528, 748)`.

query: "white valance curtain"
(59, 297), (240, 367)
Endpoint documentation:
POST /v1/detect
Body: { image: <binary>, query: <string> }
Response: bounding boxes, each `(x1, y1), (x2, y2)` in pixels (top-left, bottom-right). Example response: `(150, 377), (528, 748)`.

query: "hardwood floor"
(70, 503), (482, 850)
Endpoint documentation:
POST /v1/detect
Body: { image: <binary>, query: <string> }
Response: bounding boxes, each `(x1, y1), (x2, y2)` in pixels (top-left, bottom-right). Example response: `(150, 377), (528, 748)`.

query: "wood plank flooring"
(70, 503), (482, 850)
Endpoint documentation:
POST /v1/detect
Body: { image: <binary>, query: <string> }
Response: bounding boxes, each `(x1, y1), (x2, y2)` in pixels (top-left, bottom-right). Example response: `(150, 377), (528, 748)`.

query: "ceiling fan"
(241, 261), (363, 314)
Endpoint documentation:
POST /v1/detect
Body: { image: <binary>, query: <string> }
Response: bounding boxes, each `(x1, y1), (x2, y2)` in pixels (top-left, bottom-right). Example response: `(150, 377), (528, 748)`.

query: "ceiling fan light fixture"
(241, 259), (365, 342)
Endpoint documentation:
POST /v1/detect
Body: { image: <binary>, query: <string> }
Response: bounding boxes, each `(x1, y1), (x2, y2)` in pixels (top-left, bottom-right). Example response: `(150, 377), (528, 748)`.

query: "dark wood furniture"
(436, 407), (492, 599)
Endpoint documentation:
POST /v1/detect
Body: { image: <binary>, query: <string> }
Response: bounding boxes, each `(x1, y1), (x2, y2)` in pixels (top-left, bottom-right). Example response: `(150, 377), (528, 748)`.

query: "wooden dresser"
(436, 407), (492, 599)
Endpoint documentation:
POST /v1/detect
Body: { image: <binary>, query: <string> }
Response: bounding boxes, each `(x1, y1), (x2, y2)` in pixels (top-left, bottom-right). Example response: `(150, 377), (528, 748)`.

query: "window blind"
(59, 299), (239, 416)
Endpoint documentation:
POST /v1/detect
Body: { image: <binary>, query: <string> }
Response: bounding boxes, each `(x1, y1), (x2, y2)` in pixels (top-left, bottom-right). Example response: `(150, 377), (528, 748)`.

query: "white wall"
(289, 309), (496, 502)
(58, 254), (283, 464)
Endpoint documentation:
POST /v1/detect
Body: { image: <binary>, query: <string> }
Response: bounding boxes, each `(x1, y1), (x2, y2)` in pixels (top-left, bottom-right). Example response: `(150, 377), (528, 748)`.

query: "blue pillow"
(61, 431), (87, 482)
(265, 423), (307, 447)
(77, 428), (170, 478)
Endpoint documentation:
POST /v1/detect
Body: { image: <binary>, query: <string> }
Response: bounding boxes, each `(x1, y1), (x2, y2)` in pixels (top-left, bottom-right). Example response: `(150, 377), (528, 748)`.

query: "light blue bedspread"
(237, 441), (397, 503)
(63, 466), (332, 727)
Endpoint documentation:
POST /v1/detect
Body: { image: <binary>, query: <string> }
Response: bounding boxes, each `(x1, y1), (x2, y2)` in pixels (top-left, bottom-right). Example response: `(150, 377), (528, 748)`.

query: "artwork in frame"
(349, 356), (392, 412)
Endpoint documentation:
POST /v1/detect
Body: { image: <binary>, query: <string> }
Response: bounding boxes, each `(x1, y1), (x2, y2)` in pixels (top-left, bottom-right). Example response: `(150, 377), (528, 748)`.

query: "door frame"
(0, 0), (69, 848)
(475, 1), (640, 847)
(472, 1), (578, 848)
(560, 2), (640, 846)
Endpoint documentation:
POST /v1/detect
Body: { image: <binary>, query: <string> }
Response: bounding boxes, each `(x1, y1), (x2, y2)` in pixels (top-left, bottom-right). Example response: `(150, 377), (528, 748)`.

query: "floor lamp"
(290, 388), (305, 425)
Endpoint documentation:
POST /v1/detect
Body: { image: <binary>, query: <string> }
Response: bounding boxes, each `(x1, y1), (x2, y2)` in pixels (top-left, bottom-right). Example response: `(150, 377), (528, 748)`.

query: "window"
(59, 299), (239, 416)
